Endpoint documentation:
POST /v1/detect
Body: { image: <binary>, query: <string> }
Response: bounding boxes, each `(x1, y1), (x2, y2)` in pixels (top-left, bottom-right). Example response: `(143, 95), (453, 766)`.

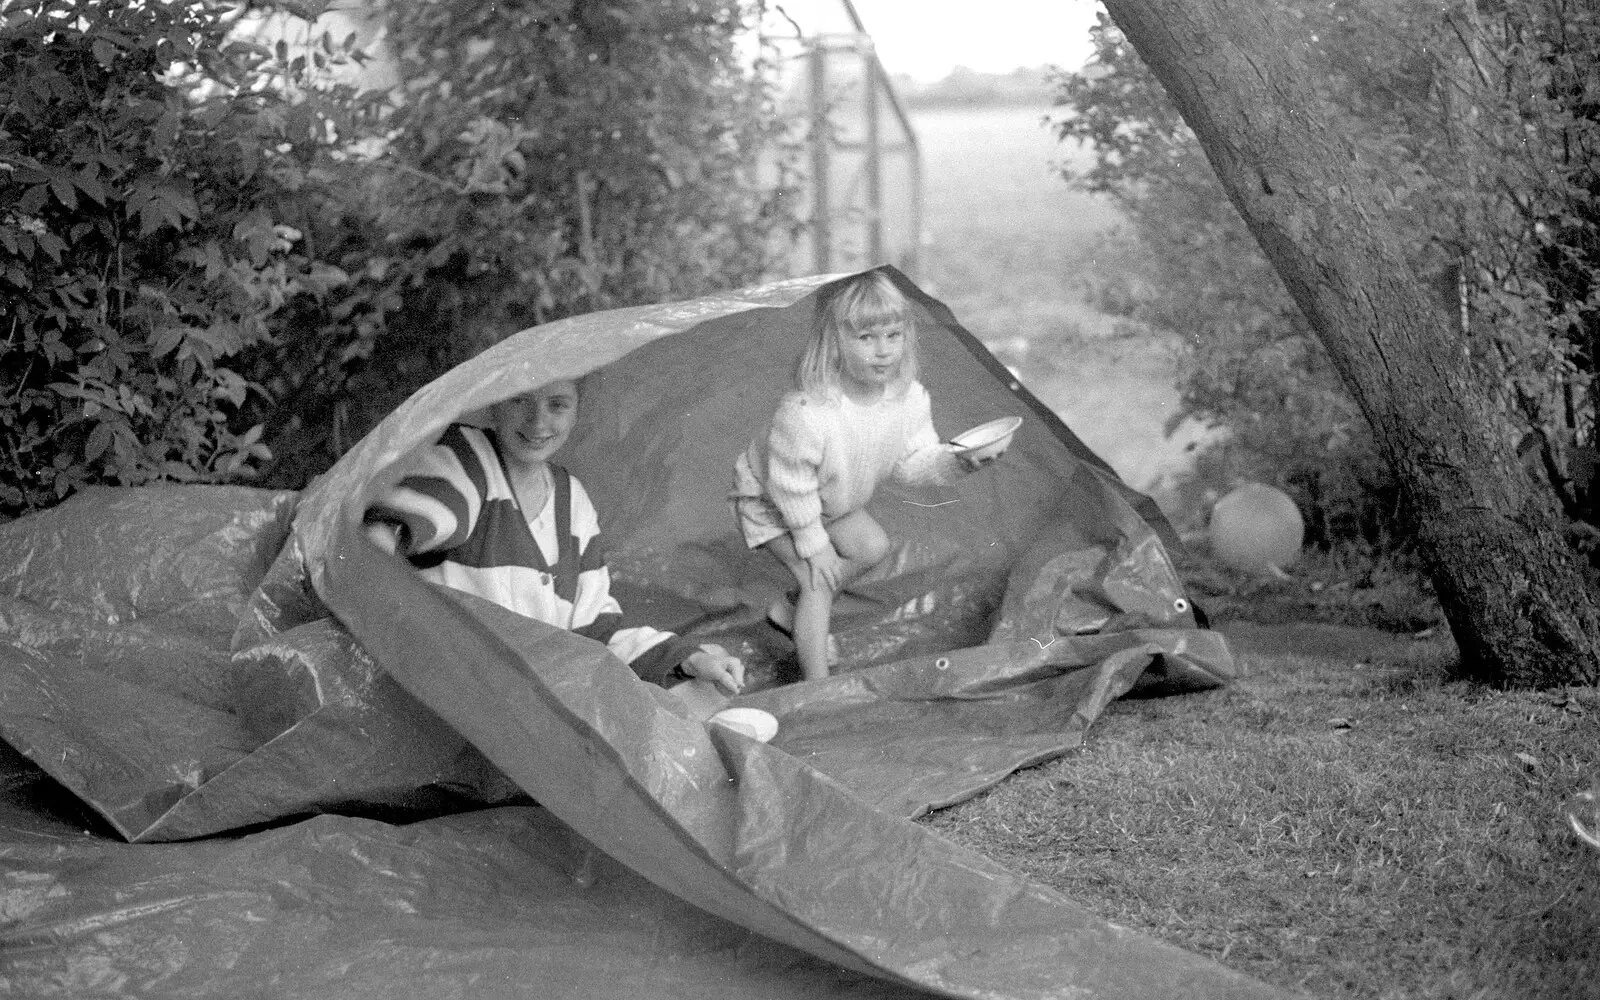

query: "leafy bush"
(0, 0), (348, 515)
(1, 0), (803, 513)
(245, 0), (803, 489)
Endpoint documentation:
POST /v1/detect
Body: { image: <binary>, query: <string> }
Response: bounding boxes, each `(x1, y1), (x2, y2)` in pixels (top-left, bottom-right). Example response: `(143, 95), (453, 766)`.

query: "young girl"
(731, 271), (989, 680)
(366, 379), (744, 714)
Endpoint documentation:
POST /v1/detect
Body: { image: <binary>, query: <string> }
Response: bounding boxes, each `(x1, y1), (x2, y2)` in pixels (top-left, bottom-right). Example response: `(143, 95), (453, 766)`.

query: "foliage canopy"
(0, 0), (800, 516)
(0, 0), (346, 512)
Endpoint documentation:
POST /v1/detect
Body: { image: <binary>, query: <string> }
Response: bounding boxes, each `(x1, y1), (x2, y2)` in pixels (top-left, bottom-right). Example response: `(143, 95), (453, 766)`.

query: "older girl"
(368, 379), (744, 711)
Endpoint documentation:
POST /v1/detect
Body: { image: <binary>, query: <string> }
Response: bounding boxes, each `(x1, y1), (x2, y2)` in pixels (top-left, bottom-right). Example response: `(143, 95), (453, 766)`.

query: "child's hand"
(685, 643), (745, 695)
(365, 521), (400, 555)
(806, 546), (846, 592)
(951, 443), (1000, 473)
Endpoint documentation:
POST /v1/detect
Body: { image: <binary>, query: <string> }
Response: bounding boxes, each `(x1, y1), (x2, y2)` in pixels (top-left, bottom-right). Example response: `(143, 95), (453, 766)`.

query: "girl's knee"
(850, 522), (892, 567)
(857, 531), (891, 567)
(829, 510), (889, 565)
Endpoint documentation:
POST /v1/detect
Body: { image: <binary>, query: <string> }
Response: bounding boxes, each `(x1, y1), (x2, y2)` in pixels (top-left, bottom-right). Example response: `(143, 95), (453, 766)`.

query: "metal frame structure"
(769, 1), (924, 278)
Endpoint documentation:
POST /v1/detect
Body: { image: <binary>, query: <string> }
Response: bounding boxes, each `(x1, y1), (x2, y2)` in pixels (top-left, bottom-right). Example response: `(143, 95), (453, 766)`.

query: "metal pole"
(907, 116), (922, 279)
(809, 41), (831, 274)
(863, 40), (883, 266)
(868, 55), (921, 278)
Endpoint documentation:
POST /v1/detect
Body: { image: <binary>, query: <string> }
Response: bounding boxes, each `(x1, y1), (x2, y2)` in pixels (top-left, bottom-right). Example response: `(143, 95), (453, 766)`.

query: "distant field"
(913, 104), (1116, 309)
(909, 105), (1210, 506)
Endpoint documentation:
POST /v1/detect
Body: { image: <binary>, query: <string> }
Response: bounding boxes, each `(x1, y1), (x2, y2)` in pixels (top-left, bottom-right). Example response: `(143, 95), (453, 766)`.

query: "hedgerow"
(0, 0), (350, 513)
(0, 0), (801, 515)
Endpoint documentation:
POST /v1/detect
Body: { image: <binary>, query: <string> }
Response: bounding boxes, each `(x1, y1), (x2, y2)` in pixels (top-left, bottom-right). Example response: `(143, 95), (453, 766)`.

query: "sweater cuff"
(629, 634), (703, 687)
(791, 523), (831, 560)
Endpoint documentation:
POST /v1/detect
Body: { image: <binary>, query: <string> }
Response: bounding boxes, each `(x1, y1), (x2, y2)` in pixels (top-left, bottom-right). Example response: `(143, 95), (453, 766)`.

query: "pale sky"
(847, 0), (1102, 81)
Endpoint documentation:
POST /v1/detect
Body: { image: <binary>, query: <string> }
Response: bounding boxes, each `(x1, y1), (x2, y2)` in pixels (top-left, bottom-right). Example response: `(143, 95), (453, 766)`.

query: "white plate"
(708, 707), (779, 743)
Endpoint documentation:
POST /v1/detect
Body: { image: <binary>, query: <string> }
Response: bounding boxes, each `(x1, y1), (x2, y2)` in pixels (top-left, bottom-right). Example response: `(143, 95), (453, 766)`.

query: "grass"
(921, 556), (1600, 1000)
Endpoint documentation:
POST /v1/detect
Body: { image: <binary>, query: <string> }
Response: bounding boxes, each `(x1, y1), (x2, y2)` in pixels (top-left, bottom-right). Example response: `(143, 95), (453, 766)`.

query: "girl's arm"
(363, 425), (487, 557)
(763, 395), (832, 558)
(678, 644), (745, 695)
(893, 384), (964, 485)
(580, 584), (739, 690)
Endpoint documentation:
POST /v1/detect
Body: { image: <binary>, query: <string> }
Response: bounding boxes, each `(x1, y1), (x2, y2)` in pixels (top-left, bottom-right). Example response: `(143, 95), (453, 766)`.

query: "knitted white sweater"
(736, 382), (957, 558)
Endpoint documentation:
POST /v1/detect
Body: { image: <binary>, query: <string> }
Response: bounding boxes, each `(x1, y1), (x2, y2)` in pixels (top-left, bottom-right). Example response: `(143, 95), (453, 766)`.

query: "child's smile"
(490, 379), (579, 470)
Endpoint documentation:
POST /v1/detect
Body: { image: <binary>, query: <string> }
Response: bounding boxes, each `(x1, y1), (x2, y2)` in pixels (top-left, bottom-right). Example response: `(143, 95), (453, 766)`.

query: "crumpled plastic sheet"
(0, 269), (1289, 998)
(0, 756), (937, 1000)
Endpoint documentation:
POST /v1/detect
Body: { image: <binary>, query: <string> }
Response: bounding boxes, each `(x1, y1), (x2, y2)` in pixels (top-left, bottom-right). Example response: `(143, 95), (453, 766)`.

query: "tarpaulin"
(0, 269), (1288, 998)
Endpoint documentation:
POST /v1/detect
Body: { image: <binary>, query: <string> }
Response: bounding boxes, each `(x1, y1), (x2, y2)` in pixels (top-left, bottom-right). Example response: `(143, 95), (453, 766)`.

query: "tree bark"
(1104, 0), (1600, 687)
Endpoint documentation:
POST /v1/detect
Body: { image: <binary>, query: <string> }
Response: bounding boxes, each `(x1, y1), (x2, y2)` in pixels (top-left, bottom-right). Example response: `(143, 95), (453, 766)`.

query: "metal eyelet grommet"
(1174, 597), (1191, 614)
(935, 657), (951, 671)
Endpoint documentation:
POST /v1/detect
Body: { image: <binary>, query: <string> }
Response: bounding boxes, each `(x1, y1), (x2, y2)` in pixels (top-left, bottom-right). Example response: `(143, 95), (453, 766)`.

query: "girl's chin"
(843, 373), (893, 392)
(506, 445), (555, 467)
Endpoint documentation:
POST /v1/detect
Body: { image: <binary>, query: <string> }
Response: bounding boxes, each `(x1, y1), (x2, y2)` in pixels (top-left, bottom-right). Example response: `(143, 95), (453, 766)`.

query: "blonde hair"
(796, 271), (920, 398)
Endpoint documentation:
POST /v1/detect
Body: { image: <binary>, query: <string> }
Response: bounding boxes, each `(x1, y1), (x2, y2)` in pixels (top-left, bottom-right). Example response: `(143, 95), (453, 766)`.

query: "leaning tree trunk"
(1104, 0), (1600, 687)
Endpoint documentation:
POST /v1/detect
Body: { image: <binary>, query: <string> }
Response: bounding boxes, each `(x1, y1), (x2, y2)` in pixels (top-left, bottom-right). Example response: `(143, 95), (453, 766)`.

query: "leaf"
(151, 326), (186, 358)
(18, 184), (49, 216)
(85, 422), (114, 462)
(73, 169), (107, 205)
(35, 232), (65, 264)
(132, 184), (198, 237)
(1515, 752), (1540, 770)
(188, 324), (246, 360)
(152, 109), (181, 150)
(304, 262), (350, 295)
(91, 38), (117, 69)
(137, 200), (166, 238)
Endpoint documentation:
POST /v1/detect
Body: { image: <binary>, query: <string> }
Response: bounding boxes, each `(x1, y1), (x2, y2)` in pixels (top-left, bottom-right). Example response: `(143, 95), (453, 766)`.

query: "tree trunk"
(1104, 0), (1600, 687)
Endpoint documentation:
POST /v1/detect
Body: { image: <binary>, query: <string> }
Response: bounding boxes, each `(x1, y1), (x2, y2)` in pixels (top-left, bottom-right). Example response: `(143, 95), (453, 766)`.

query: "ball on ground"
(1208, 482), (1304, 576)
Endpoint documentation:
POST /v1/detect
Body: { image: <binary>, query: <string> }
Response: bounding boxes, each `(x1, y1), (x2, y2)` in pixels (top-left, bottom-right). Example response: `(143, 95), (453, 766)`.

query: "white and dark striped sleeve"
(364, 425), (486, 556)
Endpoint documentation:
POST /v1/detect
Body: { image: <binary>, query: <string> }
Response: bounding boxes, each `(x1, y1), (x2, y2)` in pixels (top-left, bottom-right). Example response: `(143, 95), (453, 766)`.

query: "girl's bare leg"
(826, 509), (893, 581)
(763, 534), (835, 681)
(792, 586), (833, 681)
(764, 510), (891, 681)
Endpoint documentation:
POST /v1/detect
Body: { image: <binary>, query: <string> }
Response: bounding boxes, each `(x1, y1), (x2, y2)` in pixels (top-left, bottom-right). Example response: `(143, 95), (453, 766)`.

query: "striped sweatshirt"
(734, 382), (958, 558)
(365, 424), (696, 685)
